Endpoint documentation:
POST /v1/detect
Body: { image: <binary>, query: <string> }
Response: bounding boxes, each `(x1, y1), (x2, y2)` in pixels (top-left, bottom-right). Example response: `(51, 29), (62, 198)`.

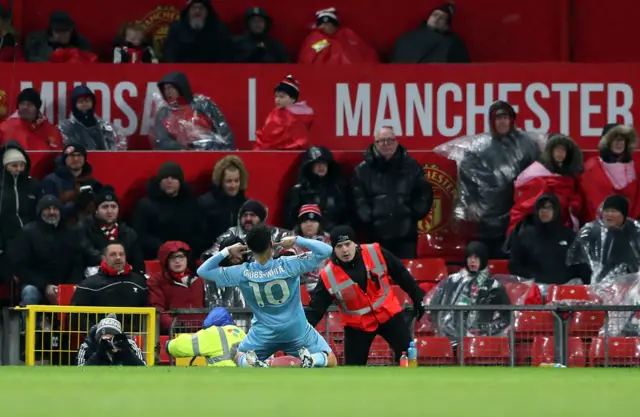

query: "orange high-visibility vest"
(320, 243), (402, 331)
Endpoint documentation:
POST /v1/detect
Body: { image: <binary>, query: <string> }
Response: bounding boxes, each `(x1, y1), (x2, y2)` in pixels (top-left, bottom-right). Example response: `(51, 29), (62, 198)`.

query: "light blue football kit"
(197, 236), (333, 363)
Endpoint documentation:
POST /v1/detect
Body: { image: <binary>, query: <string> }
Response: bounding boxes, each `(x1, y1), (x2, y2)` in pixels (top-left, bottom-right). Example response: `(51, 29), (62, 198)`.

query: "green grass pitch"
(3, 367), (638, 416)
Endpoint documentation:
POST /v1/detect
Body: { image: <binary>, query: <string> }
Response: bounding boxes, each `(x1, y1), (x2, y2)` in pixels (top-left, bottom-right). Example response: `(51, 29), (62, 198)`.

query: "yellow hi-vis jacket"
(167, 325), (247, 367)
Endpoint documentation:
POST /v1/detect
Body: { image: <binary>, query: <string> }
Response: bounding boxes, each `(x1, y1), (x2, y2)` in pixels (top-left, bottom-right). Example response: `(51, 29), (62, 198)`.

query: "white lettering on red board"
(336, 82), (634, 138)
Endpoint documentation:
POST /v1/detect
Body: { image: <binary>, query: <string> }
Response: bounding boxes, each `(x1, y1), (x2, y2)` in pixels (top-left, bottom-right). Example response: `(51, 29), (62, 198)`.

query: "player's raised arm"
(197, 243), (247, 287)
(276, 236), (332, 276)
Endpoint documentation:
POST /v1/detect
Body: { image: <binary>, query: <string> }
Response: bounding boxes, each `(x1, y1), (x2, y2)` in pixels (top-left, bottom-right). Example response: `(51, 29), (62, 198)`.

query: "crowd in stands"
(0, 1), (469, 64)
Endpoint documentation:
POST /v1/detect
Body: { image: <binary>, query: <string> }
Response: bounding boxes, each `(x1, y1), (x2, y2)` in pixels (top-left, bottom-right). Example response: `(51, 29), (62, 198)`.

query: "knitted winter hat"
(298, 204), (322, 222)
(274, 75), (299, 101)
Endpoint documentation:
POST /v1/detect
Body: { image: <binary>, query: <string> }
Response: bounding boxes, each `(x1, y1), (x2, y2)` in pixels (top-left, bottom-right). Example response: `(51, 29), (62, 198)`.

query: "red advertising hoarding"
(0, 63), (635, 151)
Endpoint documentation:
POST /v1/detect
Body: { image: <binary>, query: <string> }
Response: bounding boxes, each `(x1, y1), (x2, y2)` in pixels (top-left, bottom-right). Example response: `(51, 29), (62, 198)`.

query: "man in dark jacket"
(351, 127), (433, 258)
(568, 195), (640, 284)
(284, 146), (348, 232)
(10, 195), (89, 305)
(24, 11), (91, 62)
(445, 100), (540, 258)
(233, 7), (289, 63)
(71, 242), (148, 331)
(76, 314), (145, 366)
(391, 3), (469, 64)
(58, 85), (124, 151)
(80, 186), (144, 274)
(133, 162), (203, 260)
(509, 194), (589, 285)
(0, 142), (42, 283)
(41, 143), (102, 224)
(305, 226), (425, 365)
(430, 241), (512, 346)
(163, 0), (232, 63)
(152, 71), (234, 150)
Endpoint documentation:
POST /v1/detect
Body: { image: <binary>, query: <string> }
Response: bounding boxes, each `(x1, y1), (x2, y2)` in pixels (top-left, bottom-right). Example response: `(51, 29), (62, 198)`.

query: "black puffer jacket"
(132, 178), (204, 260)
(198, 185), (247, 244)
(232, 7), (289, 63)
(351, 144), (433, 241)
(162, 0), (232, 63)
(508, 194), (588, 285)
(284, 146), (348, 231)
(0, 141), (43, 251)
(457, 101), (540, 239)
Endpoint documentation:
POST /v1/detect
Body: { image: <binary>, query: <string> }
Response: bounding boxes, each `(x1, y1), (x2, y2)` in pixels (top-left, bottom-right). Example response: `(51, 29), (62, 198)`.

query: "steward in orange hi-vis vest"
(306, 226), (426, 366)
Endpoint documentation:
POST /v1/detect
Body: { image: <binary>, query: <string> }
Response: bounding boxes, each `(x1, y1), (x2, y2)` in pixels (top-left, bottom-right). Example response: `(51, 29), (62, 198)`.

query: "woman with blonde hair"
(113, 21), (158, 63)
(198, 155), (249, 245)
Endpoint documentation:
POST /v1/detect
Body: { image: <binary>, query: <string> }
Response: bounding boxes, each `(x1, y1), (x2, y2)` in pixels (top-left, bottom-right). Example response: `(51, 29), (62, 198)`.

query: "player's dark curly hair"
(245, 224), (272, 255)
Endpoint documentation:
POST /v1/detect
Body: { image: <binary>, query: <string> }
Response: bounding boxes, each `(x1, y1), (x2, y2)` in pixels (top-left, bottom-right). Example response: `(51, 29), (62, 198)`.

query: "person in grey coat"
(151, 72), (234, 150)
(58, 86), (125, 150)
(24, 11), (91, 62)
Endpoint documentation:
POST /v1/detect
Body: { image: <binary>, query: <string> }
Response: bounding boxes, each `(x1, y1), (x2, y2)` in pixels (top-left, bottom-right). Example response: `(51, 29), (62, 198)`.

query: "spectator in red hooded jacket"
(0, 6), (24, 62)
(254, 75), (313, 151)
(147, 241), (205, 334)
(298, 8), (379, 65)
(0, 88), (63, 151)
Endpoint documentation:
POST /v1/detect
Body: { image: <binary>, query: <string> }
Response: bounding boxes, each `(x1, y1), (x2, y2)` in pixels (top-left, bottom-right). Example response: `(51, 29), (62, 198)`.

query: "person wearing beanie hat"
(197, 223), (337, 368)
(569, 193), (640, 284)
(430, 241), (511, 347)
(41, 142), (102, 225)
(162, 0), (232, 64)
(293, 204), (330, 291)
(133, 161), (203, 260)
(0, 87), (63, 150)
(23, 11), (91, 62)
(58, 85), (124, 151)
(80, 185), (145, 275)
(76, 313), (146, 366)
(167, 307), (248, 367)
(232, 6), (289, 64)
(305, 225), (426, 366)
(298, 7), (379, 65)
(579, 123), (640, 222)
(9, 192), (92, 308)
(254, 74), (313, 150)
(201, 198), (293, 265)
(390, 2), (469, 63)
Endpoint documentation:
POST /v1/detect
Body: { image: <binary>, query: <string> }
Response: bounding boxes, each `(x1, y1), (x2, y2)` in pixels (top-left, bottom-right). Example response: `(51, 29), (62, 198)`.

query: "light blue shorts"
(238, 323), (332, 361)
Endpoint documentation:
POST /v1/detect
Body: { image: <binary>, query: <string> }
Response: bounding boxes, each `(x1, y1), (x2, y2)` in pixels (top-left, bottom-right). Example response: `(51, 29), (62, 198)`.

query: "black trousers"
(343, 312), (412, 366)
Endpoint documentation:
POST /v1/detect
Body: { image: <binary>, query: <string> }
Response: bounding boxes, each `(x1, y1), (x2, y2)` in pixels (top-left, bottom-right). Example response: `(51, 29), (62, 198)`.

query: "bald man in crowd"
(351, 127), (433, 258)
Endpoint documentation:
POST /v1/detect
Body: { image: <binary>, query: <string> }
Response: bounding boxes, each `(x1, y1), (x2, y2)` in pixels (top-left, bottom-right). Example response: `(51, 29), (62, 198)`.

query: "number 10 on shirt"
(248, 279), (291, 307)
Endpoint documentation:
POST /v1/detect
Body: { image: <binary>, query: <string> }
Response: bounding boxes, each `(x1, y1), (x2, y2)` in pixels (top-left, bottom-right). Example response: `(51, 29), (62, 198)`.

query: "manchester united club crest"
(418, 164), (456, 234)
(139, 6), (181, 59)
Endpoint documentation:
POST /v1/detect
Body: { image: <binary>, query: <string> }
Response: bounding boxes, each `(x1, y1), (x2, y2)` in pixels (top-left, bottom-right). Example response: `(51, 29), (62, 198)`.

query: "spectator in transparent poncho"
(292, 204), (330, 291)
(205, 235), (247, 308)
(567, 194), (640, 284)
(58, 86), (126, 150)
(430, 241), (512, 346)
(434, 100), (543, 258)
(151, 71), (234, 150)
(594, 273), (640, 337)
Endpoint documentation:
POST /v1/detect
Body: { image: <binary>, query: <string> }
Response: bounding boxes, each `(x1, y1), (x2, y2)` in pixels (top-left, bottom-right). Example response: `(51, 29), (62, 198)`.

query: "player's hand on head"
(228, 243), (248, 258)
(276, 236), (297, 250)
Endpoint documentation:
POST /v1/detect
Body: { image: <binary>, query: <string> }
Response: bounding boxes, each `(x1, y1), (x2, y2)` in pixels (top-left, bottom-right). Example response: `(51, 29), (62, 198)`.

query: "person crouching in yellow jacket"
(166, 307), (246, 367)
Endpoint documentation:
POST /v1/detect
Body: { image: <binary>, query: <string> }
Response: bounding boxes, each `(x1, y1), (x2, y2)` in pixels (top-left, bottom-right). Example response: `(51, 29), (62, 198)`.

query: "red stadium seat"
(368, 335), (394, 365)
(414, 313), (436, 336)
(546, 285), (592, 303)
(419, 282), (436, 298)
(145, 260), (162, 277)
(416, 337), (455, 365)
(391, 285), (412, 305)
(531, 336), (586, 367)
(569, 311), (606, 338)
(504, 283), (541, 305)
(589, 337), (640, 367)
(300, 286), (311, 306)
(513, 311), (555, 337)
(461, 337), (509, 365)
(403, 258), (447, 283)
(487, 260), (509, 275)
